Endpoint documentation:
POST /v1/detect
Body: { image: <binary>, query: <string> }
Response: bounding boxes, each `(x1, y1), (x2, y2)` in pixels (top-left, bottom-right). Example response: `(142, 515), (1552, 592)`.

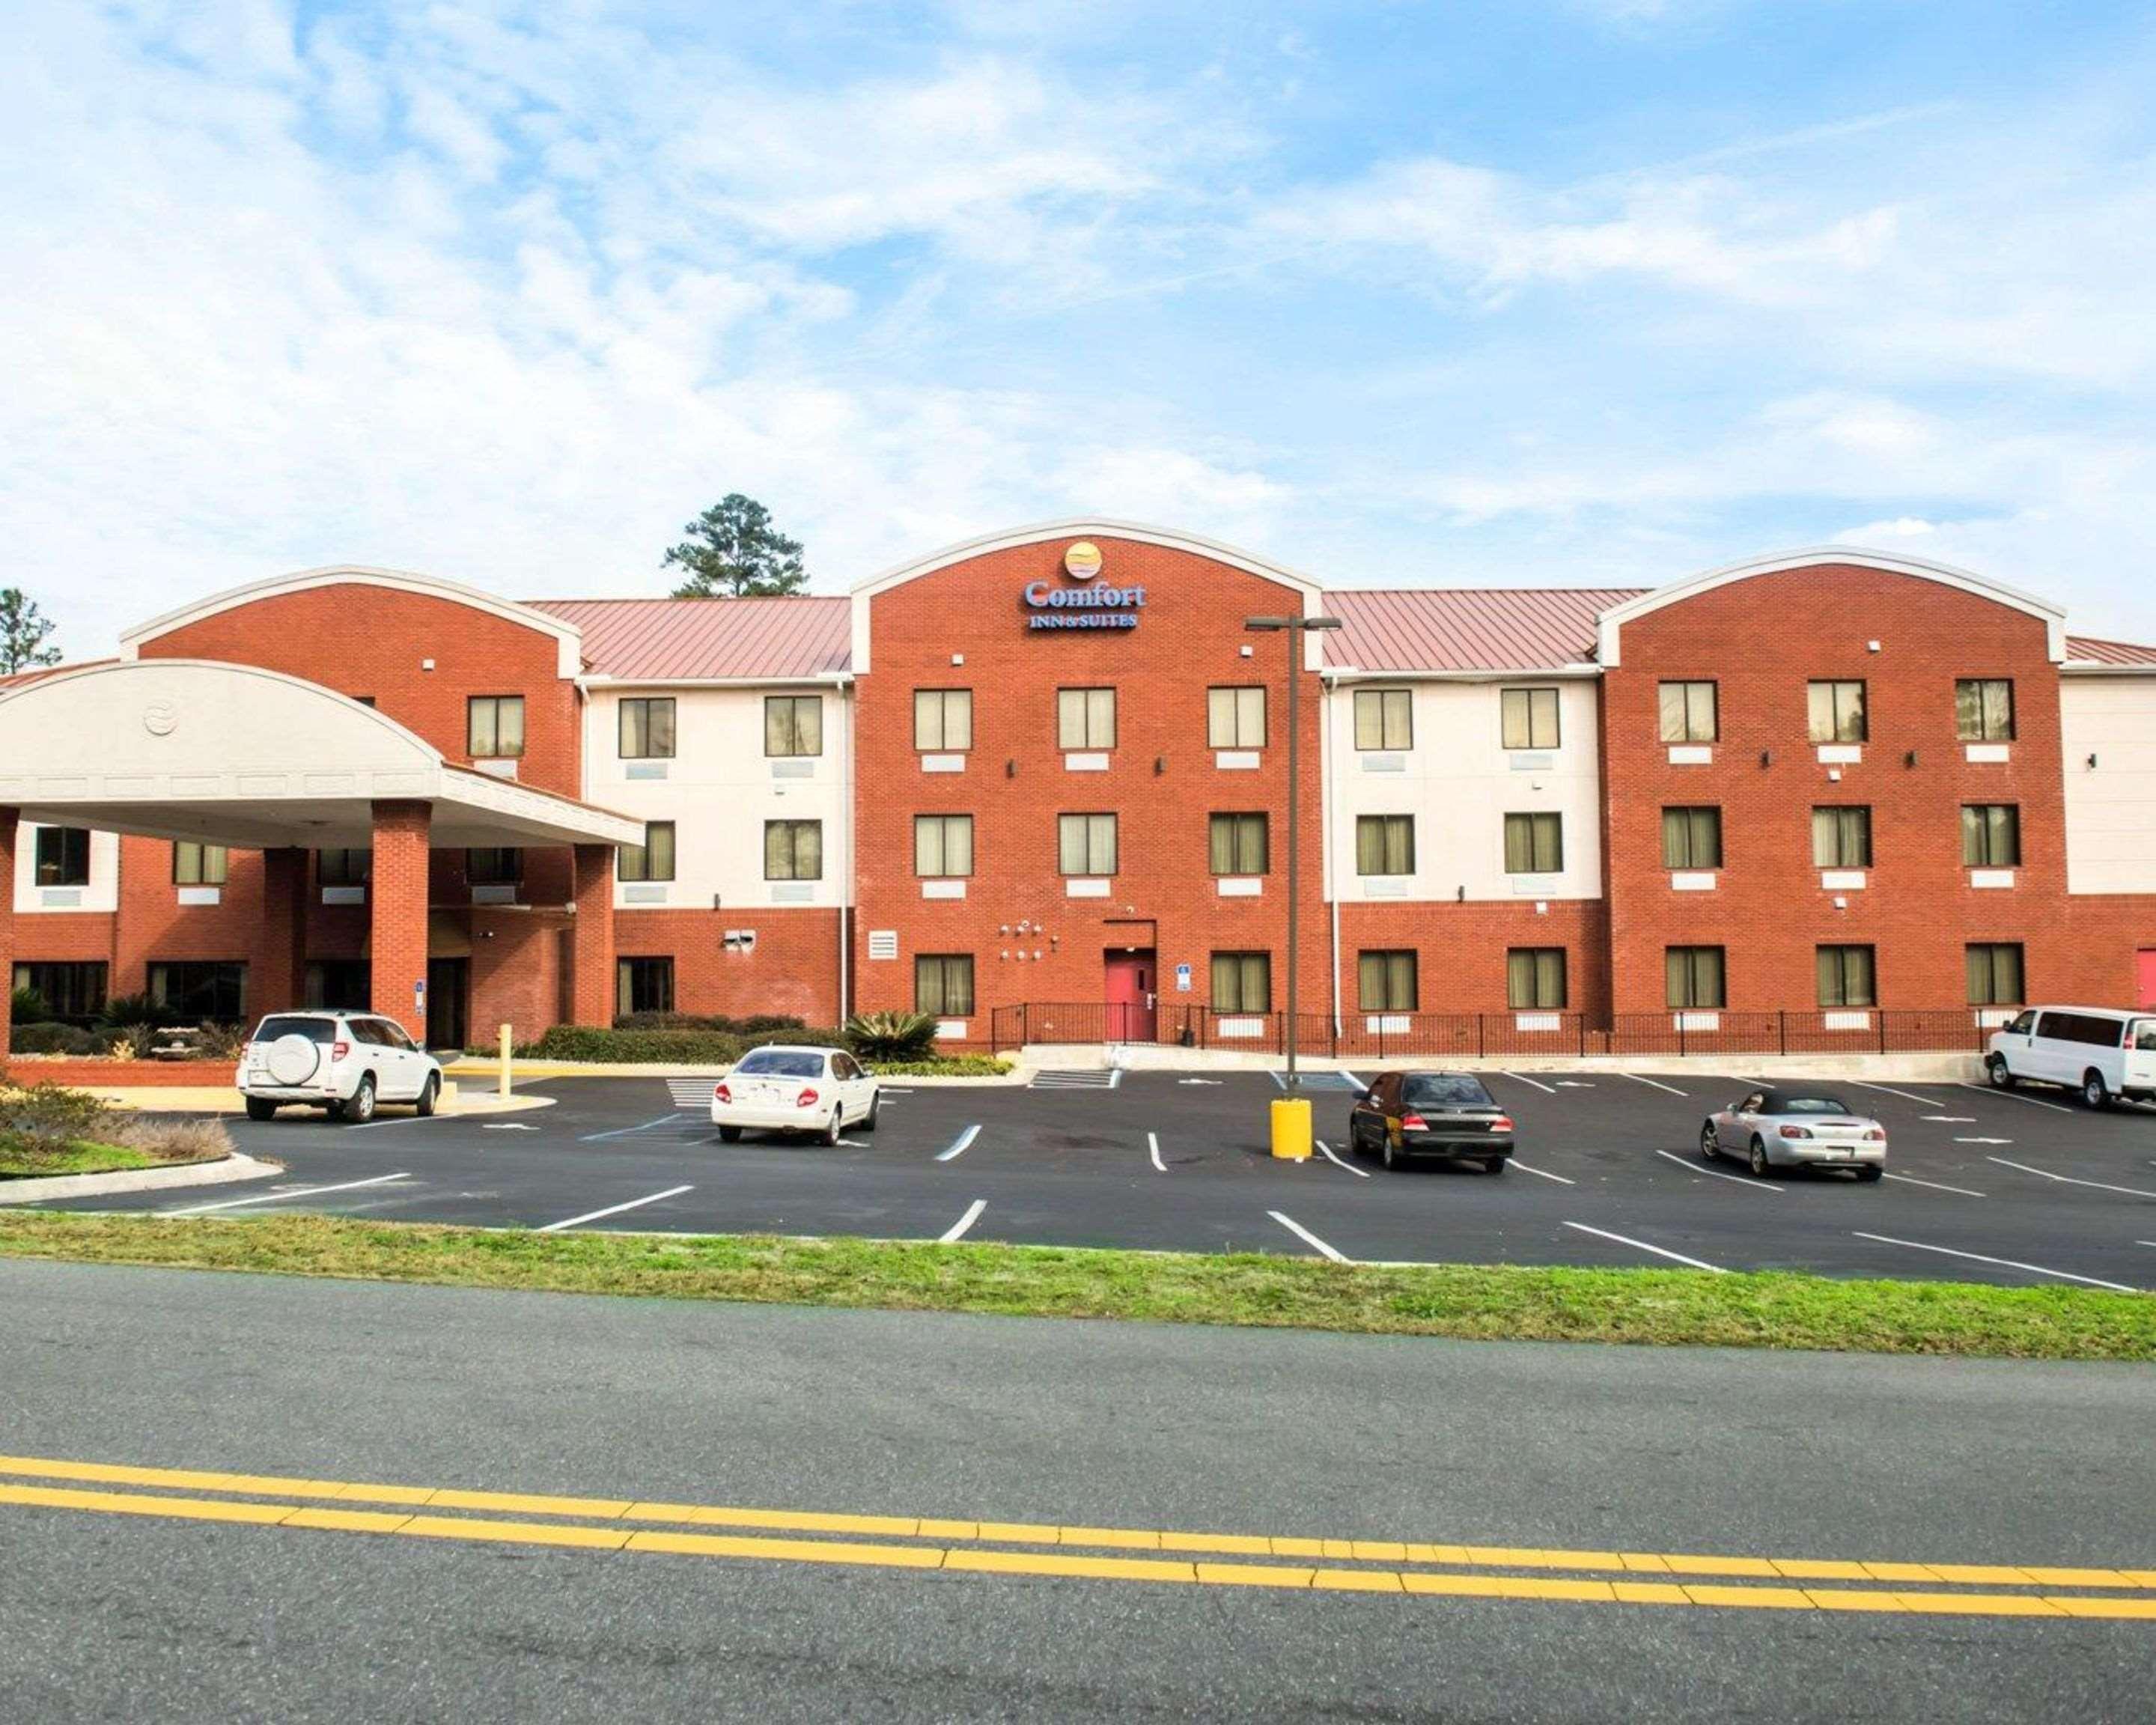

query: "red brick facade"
(369, 801), (431, 1038)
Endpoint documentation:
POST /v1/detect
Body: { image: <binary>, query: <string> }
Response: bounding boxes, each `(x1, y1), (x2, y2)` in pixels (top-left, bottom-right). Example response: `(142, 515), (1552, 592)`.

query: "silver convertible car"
(1699, 1086), (1887, 1180)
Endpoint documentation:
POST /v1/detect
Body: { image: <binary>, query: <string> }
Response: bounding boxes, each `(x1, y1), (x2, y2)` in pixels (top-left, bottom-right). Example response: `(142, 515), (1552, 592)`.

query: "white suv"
(237, 1011), (444, 1123)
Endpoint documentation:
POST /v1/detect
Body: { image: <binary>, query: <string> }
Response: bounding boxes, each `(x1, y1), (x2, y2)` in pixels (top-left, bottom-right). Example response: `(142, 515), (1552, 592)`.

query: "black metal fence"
(988, 1002), (2000, 1059)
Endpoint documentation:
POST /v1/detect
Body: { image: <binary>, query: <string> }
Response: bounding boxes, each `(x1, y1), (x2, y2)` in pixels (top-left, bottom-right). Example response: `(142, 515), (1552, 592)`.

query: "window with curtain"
(466, 847), (523, 884)
(615, 957), (674, 1016)
(1357, 950), (1418, 1012)
(1660, 806), (1723, 870)
(762, 696), (820, 758)
(1355, 814), (1415, 875)
(467, 695), (526, 758)
(1806, 680), (1868, 743)
(1211, 952), (1270, 1012)
(1057, 813), (1117, 876)
(915, 954), (974, 1016)
(1666, 946), (1726, 1008)
(1657, 681), (1717, 743)
(1056, 687), (1116, 750)
(913, 689), (972, 751)
(1208, 813), (1267, 875)
(1352, 688), (1413, 751)
(1961, 804), (2021, 867)
(172, 842), (228, 885)
(1502, 812), (1563, 874)
(619, 697), (677, 759)
(1817, 944), (1877, 1008)
(1967, 943), (2025, 1006)
(1499, 687), (1560, 750)
(1506, 949), (1568, 1010)
(318, 848), (371, 886)
(33, 827), (89, 886)
(618, 821), (676, 882)
(1955, 679), (2015, 742)
(1207, 686), (1266, 749)
(1811, 806), (1872, 868)
(13, 961), (107, 1020)
(763, 820), (823, 880)
(914, 815), (974, 877)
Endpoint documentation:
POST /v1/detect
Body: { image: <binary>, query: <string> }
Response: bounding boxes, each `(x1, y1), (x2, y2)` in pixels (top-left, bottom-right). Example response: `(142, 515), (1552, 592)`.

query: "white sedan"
(711, 1045), (880, 1146)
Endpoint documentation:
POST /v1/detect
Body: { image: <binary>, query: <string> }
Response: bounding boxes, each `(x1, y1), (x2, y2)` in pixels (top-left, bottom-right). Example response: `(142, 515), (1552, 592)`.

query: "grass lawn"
(0, 1140), (225, 1181)
(0, 1211), (2148, 1360)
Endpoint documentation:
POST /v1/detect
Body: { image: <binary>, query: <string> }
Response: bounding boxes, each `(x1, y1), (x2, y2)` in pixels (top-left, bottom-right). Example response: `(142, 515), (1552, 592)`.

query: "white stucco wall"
(2061, 675), (2156, 895)
(13, 824), (121, 915)
(1324, 678), (1604, 903)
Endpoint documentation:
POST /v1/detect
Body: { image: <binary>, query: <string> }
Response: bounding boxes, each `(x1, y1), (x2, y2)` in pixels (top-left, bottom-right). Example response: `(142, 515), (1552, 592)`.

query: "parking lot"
(36, 1067), (2156, 1290)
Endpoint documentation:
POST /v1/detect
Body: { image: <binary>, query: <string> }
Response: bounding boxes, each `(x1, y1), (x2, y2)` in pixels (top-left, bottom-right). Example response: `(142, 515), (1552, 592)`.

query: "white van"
(1984, 1007), (2156, 1108)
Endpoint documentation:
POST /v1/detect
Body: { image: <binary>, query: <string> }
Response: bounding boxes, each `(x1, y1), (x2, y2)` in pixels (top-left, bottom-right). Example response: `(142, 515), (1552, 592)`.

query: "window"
(1500, 687), (1560, 750)
(1806, 680), (1868, 743)
(147, 961), (245, 1021)
(619, 697), (677, 759)
(1058, 813), (1118, 876)
(1358, 950), (1418, 1012)
(1666, 946), (1726, 1009)
(618, 821), (676, 882)
(615, 957), (675, 1017)
(1353, 688), (1413, 752)
(12, 961), (107, 1021)
(1507, 949), (1568, 1011)
(1660, 807), (1723, 870)
(1658, 681), (1718, 743)
(914, 815), (974, 877)
(1211, 951), (1271, 1012)
(1961, 804), (2021, 867)
(764, 821), (823, 881)
(1208, 813), (1268, 875)
(33, 827), (89, 887)
(1503, 812), (1564, 874)
(762, 695), (820, 758)
(1057, 687), (1117, 750)
(466, 848), (523, 885)
(1955, 679), (2015, 742)
(305, 960), (370, 1010)
(914, 689), (972, 751)
(1811, 806), (1872, 868)
(171, 842), (227, 886)
(318, 848), (370, 886)
(1208, 686), (1266, 749)
(1817, 944), (1877, 1008)
(1355, 814), (1415, 876)
(1967, 943), (2025, 1007)
(915, 954), (975, 1017)
(467, 695), (526, 758)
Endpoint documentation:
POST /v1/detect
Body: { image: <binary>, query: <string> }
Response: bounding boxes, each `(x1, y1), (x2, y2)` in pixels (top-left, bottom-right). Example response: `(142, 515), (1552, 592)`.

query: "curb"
(0, 1151), (282, 1207)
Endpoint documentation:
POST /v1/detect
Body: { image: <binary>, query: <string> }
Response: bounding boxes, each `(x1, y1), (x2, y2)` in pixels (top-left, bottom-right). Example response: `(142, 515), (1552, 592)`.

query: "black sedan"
(1348, 1071), (1515, 1172)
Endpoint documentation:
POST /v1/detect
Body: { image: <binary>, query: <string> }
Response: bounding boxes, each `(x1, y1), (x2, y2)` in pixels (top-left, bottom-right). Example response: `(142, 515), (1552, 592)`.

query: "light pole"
(1245, 612), (1341, 1093)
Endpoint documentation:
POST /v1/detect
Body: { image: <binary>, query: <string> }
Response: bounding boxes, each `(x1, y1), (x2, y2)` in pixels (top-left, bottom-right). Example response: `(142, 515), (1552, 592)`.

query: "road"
(3, 1258), (2152, 1721)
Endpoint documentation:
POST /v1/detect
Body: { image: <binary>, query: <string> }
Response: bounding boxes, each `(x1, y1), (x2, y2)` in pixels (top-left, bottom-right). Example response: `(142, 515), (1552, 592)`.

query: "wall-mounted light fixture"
(1905, 749), (1918, 767)
(1154, 755), (1166, 775)
(1005, 759), (1016, 778)
(2089, 752), (2100, 770)
(1760, 749), (1772, 767)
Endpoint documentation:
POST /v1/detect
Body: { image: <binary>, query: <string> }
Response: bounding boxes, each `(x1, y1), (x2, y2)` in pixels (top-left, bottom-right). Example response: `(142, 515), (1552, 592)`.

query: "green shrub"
(612, 1011), (808, 1035)
(8, 1023), (103, 1057)
(862, 1056), (1014, 1077)
(100, 993), (178, 1031)
(0, 1081), (112, 1154)
(844, 1011), (940, 1062)
(11, 986), (49, 1026)
(522, 1024), (850, 1064)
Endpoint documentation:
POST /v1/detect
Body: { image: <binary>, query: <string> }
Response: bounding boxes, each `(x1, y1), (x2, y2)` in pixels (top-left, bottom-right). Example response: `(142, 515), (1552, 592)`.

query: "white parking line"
(579, 1113), (686, 1143)
(939, 1199), (987, 1243)
(1341, 1071), (1368, 1094)
(1654, 1148), (1781, 1192)
(1562, 1221), (1724, 1274)
(936, 1125), (981, 1163)
(1268, 1211), (1350, 1262)
(1985, 1157), (2156, 1199)
(344, 1112), (449, 1131)
(1148, 1131), (1166, 1173)
(1853, 1081), (1941, 1107)
(1960, 1083), (2074, 1114)
(166, 1172), (412, 1216)
(537, 1184), (693, 1234)
(1882, 1172), (1987, 1198)
(1619, 1074), (1688, 1096)
(1498, 1071), (1557, 1094)
(1313, 1138), (1370, 1178)
(1851, 1231), (2140, 1293)
(1921, 1116), (1977, 1124)
(1506, 1159), (1574, 1185)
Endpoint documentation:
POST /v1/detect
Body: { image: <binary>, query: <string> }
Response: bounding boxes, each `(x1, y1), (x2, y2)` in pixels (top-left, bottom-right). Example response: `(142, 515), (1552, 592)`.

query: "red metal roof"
(0, 658), (115, 692)
(1322, 588), (1642, 673)
(527, 597), (850, 682)
(2065, 636), (2156, 667)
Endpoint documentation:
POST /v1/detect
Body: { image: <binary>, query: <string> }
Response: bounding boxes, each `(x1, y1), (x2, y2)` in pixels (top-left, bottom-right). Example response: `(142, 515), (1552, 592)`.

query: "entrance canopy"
(0, 660), (642, 851)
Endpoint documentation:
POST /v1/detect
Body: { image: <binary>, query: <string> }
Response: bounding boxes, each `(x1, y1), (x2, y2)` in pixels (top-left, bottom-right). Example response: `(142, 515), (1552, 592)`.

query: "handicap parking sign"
(1173, 963), (1193, 992)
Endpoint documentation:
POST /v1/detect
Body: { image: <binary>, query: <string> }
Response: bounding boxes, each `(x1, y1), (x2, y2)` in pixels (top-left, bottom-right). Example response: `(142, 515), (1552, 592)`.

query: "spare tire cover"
(265, 1034), (323, 1086)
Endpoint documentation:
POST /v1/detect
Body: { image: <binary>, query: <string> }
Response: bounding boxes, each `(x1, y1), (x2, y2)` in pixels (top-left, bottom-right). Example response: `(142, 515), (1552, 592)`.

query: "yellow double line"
(2, 1453), (2152, 1619)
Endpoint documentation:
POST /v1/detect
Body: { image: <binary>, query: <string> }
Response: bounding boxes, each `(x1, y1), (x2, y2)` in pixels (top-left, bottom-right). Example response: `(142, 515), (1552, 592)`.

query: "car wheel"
(1381, 1134), (1400, 1171)
(344, 1075), (376, 1125)
(244, 1097), (277, 1122)
(820, 1106), (842, 1148)
(1855, 1165), (1884, 1183)
(717, 1125), (743, 1143)
(1986, 1055), (2016, 1090)
(861, 1092), (880, 1134)
(2083, 1071), (2111, 1110)
(1748, 1136), (1771, 1178)
(415, 1075), (439, 1117)
(1699, 1122), (1720, 1162)
(1482, 1157), (1505, 1175)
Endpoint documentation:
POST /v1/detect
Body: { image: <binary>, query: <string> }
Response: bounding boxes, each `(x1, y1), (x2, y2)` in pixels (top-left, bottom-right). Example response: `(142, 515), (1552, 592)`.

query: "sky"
(7, 0), (2156, 657)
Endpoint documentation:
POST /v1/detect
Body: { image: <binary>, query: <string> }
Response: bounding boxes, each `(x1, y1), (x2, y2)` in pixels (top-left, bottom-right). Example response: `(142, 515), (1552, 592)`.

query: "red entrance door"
(1105, 952), (1157, 1043)
(2138, 949), (2156, 1008)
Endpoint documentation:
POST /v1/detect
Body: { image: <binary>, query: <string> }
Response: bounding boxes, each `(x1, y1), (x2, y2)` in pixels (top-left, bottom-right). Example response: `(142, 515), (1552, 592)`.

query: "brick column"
(370, 801), (432, 1041)
(258, 847), (309, 1014)
(570, 844), (615, 1028)
(0, 809), (15, 1064)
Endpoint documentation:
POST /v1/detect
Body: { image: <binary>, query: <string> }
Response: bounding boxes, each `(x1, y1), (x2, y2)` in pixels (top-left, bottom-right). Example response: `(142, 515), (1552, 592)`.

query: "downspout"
(838, 673), (853, 1024)
(1320, 668), (1341, 1038)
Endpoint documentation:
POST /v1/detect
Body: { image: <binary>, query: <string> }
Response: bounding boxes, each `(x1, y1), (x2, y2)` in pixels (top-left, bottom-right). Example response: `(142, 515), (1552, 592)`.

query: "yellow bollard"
(1270, 1095), (1313, 1160)
(499, 1023), (512, 1099)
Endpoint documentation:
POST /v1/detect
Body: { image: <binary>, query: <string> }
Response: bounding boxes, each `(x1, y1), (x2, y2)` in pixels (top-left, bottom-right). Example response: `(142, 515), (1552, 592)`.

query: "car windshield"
(1402, 1075), (1493, 1108)
(734, 1050), (825, 1079)
(255, 1017), (335, 1044)
(1778, 1096), (1854, 1115)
